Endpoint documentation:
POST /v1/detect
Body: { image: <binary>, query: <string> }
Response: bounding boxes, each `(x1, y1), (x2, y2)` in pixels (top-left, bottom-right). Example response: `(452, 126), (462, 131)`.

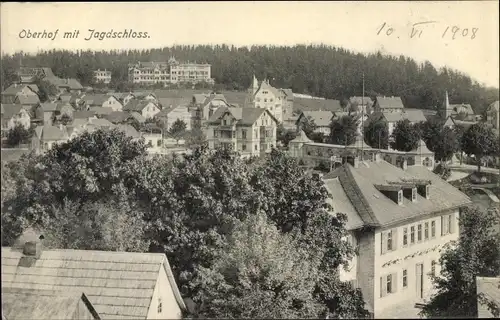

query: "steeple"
(252, 74), (259, 95)
(444, 91), (451, 119)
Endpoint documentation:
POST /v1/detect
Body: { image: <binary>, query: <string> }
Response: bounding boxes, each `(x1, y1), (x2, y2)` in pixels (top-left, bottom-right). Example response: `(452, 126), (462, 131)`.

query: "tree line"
(1, 45), (498, 115)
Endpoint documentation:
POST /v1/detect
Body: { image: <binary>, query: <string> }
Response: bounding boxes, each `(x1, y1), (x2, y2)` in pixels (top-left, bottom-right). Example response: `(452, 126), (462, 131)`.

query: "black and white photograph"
(1, 1), (499, 319)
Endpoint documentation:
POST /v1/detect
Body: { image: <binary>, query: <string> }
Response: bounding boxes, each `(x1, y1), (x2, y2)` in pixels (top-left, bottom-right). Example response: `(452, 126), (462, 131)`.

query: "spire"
(445, 91), (450, 109)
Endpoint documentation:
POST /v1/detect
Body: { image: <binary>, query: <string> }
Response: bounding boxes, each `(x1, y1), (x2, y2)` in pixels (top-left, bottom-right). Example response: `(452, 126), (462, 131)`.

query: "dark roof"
(2, 84), (39, 96)
(381, 109), (427, 123)
(115, 124), (141, 139)
(293, 98), (342, 113)
(207, 106), (277, 126)
(1, 247), (185, 320)
(375, 96), (405, 109)
(89, 107), (114, 116)
(73, 110), (96, 119)
(1, 104), (24, 119)
(81, 94), (113, 106)
(324, 177), (364, 230)
(298, 111), (334, 127)
(123, 100), (155, 112)
(14, 94), (40, 105)
(40, 103), (58, 112)
(220, 91), (248, 107)
(1, 288), (99, 320)
(105, 111), (133, 124)
(323, 161), (471, 228)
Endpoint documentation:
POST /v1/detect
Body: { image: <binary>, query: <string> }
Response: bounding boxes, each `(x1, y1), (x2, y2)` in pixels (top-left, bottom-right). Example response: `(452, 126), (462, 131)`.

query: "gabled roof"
(1, 104), (25, 119)
(130, 111), (146, 123)
(88, 118), (114, 128)
(105, 111), (133, 124)
(123, 99), (156, 112)
(81, 94), (113, 106)
(13, 94), (40, 105)
(73, 110), (96, 119)
(324, 177), (365, 230)
(192, 94), (207, 104)
(34, 125), (69, 141)
(255, 80), (281, 97)
(1, 247), (185, 320)
(55, 102), (74, 112)
(448, 103), (474, 115)
(349, 96), (374, 106)
(115, 124), (141, 139)
(290, 130), (312, 143)
(207, 106), (278, 126)
(1, 288), (99, 320)
(40, 103), (58, 112)
(323, 160), (471, 228)
(2, 84), (39, 96)
(375, 96), (405, 109)
(381, 108), (427, 123)
(133, 91), (156, 99)
(293, 98), (342, 113)
(89, 107), (114, 116)
(298, 111), (334, 127)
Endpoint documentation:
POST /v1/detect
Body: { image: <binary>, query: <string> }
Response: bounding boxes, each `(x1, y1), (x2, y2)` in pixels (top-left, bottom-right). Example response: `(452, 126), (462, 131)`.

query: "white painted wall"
(147, 264), (182, 320)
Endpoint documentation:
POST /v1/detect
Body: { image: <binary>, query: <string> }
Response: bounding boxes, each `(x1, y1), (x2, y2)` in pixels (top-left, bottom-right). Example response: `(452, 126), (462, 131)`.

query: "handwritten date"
(377, 22), (478, 40)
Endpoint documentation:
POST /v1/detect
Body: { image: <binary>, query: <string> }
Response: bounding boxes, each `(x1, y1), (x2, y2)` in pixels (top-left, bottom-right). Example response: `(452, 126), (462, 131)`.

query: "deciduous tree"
(461, 123), (499, 172)
(327, 115), (359, 146)
(390, 119), (421, 152)
(6, 123), (31, 147)
(420, 206), (500, 318)
(365, 119), (389, 149)
(169, 119), (187, 144)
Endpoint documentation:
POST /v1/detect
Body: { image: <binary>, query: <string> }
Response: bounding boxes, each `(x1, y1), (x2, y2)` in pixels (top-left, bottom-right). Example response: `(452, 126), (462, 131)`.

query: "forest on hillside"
(1, 44), (498, 114)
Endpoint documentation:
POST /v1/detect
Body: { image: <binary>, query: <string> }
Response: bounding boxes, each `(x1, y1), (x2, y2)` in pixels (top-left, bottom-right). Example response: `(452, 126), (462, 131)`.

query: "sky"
(1, 1), (499, 88)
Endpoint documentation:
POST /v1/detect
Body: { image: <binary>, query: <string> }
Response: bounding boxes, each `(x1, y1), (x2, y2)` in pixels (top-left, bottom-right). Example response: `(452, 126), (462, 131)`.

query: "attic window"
(157, 297), (163, 313)
(425, 185), (430, 199)
(397, 190), (403, 205)
(412, 188), (417, 202)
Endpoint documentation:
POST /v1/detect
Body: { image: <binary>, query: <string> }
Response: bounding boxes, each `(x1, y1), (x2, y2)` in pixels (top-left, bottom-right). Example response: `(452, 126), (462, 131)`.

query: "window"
(431, 220), (436, 238)
(441, 215), (450, 235)
(148, 140), (153, 147)
(264, 98), (267, 102)
(242, 144), (247, 151)
(254, 129), (258, 138)
(387, 230), (393, 251)
(431, 260), (437, 277)
(242, 130), (247, 139)
(157, 297), (162, 313)
(214, 130), (219, 138)
(254, 144), (257, 151)
(397, 190), (402, 204)
(387, 274), (393, 294)
(403, 227), (408, 246)
(403, 269), (408, 288)
(157, 140), (162, 147)
(424, 222), (429, 240)
(417, 224), (422, 242)
(412, 188), (417, 201)
(223, 119), (227, 126)
(410, 226), (415, 244)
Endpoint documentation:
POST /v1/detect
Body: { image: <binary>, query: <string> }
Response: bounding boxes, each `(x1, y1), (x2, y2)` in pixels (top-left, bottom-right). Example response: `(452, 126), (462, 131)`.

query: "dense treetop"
(2, 45), (498, 114)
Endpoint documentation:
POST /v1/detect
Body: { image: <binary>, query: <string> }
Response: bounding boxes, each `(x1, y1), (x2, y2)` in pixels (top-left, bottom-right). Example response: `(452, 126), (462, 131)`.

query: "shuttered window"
(403, 227), (408, 246)
(449, 213), (456, 234)
(431, 220), (436, 238)
(381, 228), (398, 254)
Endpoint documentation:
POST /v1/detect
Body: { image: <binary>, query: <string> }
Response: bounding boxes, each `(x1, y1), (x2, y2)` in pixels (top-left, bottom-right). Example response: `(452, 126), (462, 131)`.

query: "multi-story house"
(128, 57), (214, 86)
(191, 93), (232, 122)
(93, 69), (112, 84)
(373, 96), (405, 113)
(323, 153), (471, 318)
(349, 96), (374, 114)
(1, 104), (31, 132)
(31, 124), (69, 153)
(289, 131), (435, 171)
(368, 108), (427, 138)
(156, 105), (192, 131)
(123, 100), (161, 120)
(79, 94), (123, 112)
(486, 100), (499, 133)
(245, 76), (283, 123)
(1, 83), (39, 104)
(279, 89), (294, 121)
(2, 228), (186, 319)
(296, 111), (334, 136)
(206, 106), (278, 158)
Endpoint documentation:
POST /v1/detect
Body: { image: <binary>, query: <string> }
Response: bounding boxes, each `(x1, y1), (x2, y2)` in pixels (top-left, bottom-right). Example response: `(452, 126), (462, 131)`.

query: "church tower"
(443, 91), (451, 119)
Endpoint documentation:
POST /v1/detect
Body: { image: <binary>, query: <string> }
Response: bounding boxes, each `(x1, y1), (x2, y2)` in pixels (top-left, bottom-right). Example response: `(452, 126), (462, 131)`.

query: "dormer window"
(425, 185), (430, 199)
(411, 188), (417, 202)
(223, 119), (227, 126)
(397, 190), (403, 205)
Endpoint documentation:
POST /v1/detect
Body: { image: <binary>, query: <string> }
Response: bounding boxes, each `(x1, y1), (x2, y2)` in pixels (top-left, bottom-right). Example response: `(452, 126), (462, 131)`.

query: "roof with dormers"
(323, 160), (471, 229)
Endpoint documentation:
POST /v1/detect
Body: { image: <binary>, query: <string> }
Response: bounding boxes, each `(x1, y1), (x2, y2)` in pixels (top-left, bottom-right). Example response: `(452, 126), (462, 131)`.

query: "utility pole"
(361, 73), (365, 160)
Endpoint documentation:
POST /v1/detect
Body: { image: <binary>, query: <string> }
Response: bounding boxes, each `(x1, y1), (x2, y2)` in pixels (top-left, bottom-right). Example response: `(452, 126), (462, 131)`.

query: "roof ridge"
(340, 165), (380, 226)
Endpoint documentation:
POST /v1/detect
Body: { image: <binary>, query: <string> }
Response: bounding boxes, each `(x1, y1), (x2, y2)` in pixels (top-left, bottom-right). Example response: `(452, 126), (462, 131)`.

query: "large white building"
(93, 69), (112, 84)
(323, 154), (471, 318)
(245, 76), (285, 123)
(128, 57), (214, 86)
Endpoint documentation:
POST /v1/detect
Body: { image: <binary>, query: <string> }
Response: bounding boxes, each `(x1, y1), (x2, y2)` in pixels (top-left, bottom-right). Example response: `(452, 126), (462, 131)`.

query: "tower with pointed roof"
(443, 91), (452, 120)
